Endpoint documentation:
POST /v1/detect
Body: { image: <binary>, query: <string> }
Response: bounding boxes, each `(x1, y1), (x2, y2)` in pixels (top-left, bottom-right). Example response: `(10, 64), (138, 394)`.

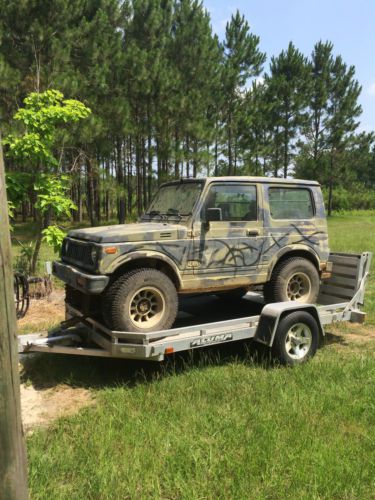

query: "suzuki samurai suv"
(53, 177), (331, 333)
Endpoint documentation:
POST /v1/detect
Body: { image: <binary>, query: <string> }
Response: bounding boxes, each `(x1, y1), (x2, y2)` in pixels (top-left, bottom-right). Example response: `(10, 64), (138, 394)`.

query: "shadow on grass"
(20, 339), (275, 392)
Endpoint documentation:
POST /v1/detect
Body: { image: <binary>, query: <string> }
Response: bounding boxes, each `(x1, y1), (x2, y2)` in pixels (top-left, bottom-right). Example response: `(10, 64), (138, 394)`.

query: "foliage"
(5, 172), (31, 205)
(4, 88), (90, 273)
(42, 225), (66, 254)
(14, 240), (36, 274)
(323, 185), (375, 211)
(0, 0), (373, 223)
(34, 174), (76, 218)
(4, 90), (91, 167)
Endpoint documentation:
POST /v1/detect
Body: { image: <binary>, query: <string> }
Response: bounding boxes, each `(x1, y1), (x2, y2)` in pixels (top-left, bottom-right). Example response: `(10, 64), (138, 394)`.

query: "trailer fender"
(254, 302), (324, 347)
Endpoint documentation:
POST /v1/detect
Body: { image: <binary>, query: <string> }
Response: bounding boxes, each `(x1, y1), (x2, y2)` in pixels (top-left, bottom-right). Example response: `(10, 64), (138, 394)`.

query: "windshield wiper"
(144, 210), (167, 221)
(165, 209), (194, 221)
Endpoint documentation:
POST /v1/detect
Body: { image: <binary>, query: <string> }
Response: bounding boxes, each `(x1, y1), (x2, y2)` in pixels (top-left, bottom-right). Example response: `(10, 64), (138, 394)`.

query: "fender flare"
(266, 245), (321, 279)
(106, 250), (183, 287)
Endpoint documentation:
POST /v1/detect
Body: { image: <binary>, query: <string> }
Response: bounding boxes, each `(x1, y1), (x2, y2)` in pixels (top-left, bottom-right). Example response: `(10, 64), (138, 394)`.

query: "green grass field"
(21, 213), (375, 499)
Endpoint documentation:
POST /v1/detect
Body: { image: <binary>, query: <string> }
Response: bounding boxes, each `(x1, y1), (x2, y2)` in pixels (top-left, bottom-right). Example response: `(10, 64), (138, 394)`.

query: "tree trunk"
(174, 130), (179, 179)
(21, 201), (27, 222)
(283, 125), (288, 179)
(147, 134), (153, 206)
(136, 136), (142, 217)
(0, 140), (28, 500)
(127, 137), (133, 215)
(193, 140), (198, 178)
(327, 152), (335, 216)
(214, 134), (218, 176)
(142, 139), (147, 211)
(186, 136), (190, 178)
(86, 158), (96, 226)
(30, 229), (42, 275)
(228, 112), (232, 176)
(116, 140), (125, 224)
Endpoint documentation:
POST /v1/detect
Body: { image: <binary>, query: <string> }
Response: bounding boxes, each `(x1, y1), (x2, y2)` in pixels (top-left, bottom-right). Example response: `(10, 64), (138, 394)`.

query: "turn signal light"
(165, 347), (174, 355)
(105, 247), (118, 255)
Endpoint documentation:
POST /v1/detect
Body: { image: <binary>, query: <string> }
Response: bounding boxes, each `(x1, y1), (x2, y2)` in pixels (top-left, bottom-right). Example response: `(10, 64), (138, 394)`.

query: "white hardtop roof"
(204, 176), (320, 186)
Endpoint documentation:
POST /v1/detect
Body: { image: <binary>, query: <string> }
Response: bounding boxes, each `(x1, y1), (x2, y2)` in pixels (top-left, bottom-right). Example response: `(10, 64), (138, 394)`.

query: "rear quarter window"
(269, 187), (314, 219)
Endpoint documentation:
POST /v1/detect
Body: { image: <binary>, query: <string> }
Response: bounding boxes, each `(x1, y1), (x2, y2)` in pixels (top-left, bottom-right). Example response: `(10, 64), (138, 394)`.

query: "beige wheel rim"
(286, 272), (311, 302)
(129, 286), (165, 329)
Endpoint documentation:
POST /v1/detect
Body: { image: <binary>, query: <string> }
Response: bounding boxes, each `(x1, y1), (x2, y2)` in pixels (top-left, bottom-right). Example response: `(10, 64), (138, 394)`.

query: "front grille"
(62, 239), (94, 269)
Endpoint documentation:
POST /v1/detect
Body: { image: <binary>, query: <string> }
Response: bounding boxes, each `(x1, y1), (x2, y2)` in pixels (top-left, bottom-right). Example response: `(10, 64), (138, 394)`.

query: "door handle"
(247, 230), (259, 237)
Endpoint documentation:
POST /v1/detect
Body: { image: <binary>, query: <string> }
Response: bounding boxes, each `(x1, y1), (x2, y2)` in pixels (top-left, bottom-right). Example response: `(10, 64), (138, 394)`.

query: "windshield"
(145, 182), (203, 216)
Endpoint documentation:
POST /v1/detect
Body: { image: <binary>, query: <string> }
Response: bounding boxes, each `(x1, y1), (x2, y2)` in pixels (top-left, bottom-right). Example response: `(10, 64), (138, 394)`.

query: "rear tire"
(264, 257), (319, 304)
(103, 268), (178, 332)
(271, 311), (319, 366)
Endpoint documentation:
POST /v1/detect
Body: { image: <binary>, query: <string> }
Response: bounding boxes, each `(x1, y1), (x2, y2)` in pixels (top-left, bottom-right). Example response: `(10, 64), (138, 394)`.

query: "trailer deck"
(19, 252), (372, 365)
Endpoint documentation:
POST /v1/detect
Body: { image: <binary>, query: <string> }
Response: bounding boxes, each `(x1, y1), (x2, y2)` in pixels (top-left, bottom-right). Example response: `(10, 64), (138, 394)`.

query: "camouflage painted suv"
(53, 177), (331, 332)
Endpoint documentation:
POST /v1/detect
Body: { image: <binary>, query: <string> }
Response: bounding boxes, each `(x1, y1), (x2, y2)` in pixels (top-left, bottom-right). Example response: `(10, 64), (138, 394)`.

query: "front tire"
(271, 311), (319, 366)
(264, 257), (320, 304)
(103, 268), (178, 332)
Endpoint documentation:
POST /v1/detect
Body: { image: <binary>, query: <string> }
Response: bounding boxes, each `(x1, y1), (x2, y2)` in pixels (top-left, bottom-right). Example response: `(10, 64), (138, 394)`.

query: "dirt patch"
(325, 323), (375, 353)
(18, 289), (65, 333)
(21, 384), (94, 433)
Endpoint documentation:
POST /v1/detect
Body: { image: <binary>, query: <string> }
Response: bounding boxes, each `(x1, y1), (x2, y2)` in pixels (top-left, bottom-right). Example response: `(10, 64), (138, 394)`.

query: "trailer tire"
(264, 257), (319, 304)
(271, 310), (319, 366)
(103, 268), (178, 333)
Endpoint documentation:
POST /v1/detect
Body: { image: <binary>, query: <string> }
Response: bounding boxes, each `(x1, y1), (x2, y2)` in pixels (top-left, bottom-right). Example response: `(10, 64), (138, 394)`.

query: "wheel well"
(270, 250), (320, 277)
(110, 258), (180, 290)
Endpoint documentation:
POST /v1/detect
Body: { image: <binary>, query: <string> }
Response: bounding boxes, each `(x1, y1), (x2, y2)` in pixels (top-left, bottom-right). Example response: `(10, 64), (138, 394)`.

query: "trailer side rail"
(19, 252), (372, 361)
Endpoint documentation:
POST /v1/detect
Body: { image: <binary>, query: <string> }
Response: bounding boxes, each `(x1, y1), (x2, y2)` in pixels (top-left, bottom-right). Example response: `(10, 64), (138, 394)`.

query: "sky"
(205, 0), (375, 132)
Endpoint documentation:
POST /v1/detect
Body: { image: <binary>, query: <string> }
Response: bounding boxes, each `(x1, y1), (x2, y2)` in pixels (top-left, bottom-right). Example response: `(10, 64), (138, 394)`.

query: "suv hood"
(68, 222), (188, 244)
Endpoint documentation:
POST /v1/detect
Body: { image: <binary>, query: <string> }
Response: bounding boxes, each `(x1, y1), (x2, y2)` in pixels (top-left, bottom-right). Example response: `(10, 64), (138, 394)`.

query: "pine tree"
(169, 0), (221, 178)
(239, 81), (273, 175)
(325, 55), (362, 214)
(296, 41), (334, 180)
(222, 11), (265, 175)
(265, 42), (310, 178)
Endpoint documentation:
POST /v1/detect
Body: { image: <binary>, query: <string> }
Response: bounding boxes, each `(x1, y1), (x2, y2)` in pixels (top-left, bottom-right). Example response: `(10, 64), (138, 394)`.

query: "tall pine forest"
(1, 0), (375, 226)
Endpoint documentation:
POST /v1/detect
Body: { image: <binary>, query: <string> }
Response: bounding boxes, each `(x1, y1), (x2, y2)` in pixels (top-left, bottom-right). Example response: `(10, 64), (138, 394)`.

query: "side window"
(205, 184), (257, 221)
(269, 187), (314, 219)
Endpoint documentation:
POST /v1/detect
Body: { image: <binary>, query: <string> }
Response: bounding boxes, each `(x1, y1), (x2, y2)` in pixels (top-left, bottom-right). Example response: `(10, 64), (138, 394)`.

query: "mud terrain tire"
(103, 268), (178, 332)
(264, 257), (319, 304)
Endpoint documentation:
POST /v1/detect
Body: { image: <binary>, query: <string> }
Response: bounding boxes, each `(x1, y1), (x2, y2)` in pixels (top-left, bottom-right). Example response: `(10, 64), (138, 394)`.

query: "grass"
(328, 213), (375, 324)
(25, 347), (375, 499)
(18, 212), (375, 499)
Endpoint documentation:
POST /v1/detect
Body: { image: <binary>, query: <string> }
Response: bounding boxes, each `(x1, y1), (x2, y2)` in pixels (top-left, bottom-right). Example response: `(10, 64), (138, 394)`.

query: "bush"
(323, 185), (375, 212)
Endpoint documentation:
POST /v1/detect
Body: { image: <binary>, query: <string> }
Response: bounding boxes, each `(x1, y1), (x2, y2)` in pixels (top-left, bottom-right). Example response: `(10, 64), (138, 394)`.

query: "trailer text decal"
(191, 333), (233, 347)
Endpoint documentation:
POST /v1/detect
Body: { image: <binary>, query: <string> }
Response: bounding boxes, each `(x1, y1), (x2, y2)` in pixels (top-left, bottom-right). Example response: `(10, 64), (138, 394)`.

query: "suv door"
(192, 182), (265, 283)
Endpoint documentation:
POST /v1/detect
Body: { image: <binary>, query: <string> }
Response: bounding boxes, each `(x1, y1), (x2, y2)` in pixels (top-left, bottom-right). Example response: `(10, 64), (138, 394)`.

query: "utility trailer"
(19, 252), (372, 366)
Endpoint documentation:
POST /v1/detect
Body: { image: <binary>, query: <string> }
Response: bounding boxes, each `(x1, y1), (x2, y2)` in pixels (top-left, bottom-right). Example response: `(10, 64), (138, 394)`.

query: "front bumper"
(53, 261), (109, 294)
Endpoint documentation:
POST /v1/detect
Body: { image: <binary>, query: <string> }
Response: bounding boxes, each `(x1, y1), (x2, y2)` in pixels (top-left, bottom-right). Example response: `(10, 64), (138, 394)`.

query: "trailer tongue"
(19, 252), (372, 366)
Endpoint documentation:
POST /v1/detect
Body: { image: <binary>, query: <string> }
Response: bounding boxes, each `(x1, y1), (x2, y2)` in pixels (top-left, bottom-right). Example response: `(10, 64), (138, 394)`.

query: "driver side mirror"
(203, 207), (222, 230)
(205, 207), (222, 221)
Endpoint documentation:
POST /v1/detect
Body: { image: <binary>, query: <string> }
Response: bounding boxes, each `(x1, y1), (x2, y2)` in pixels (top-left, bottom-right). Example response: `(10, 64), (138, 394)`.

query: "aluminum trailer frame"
(19, 252), (372, 362)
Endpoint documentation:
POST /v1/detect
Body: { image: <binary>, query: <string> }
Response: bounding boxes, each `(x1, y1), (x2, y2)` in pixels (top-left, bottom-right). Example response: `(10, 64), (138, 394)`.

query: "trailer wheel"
(103, 268), (178, 333)
(271, 310), (319, 366)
